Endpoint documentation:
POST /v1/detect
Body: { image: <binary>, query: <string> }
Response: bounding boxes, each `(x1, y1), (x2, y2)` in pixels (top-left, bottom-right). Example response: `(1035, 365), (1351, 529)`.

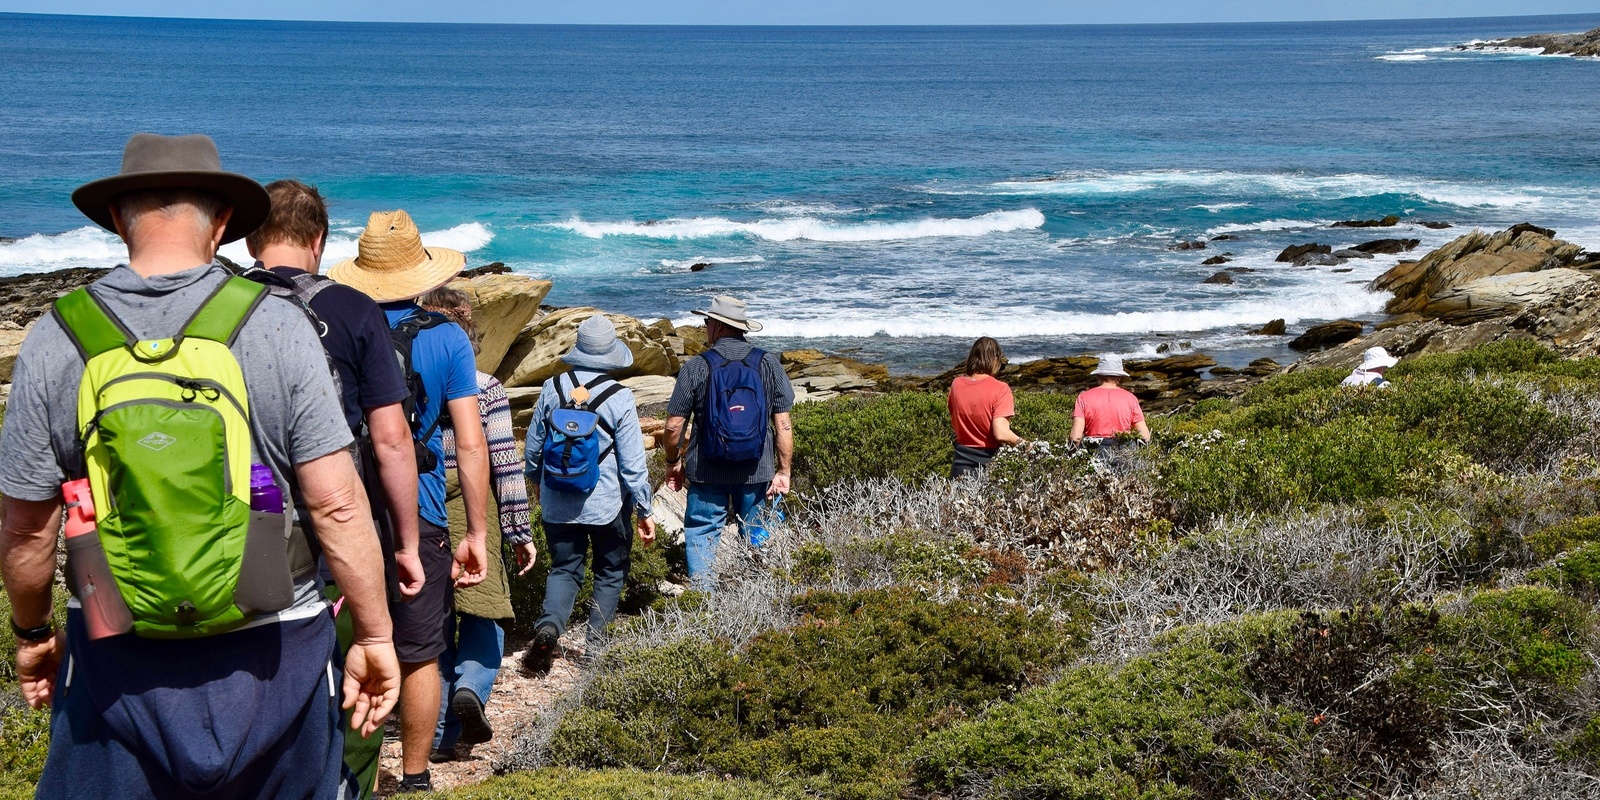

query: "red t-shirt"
(1073, 385), (1145, 438)
(948, 374), (1015, 449)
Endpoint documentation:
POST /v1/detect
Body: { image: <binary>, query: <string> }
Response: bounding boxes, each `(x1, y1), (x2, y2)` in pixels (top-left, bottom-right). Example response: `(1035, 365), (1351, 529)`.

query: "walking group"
(0, 134), (1403, 800)
(0, 134), (796, 799)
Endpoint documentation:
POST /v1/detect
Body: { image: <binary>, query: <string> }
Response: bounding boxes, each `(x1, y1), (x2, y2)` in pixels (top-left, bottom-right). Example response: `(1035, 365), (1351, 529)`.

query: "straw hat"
(692, 295), (764, 333)
(328, 210), (466, 302)
(1091, 353), (1130, 378)
(72, 133), (269, 244)
(562, 314), (635, 372)
(1359, 346), (1399, 371)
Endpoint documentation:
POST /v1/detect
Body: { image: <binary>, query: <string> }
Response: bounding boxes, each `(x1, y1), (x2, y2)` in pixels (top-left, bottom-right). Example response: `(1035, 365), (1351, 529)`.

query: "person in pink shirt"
(948, 337), (1024, 478)
(1071, 353), (1152, 448)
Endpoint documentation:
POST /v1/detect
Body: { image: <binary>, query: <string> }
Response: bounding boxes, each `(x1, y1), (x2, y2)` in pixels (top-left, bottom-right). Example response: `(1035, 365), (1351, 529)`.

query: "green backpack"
(54, 277), (304, 639)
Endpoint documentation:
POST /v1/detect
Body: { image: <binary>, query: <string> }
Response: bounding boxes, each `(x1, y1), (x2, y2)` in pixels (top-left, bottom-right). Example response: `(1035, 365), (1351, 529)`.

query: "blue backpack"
(541, 372), (624, 494)
(699, 347), (769, 464)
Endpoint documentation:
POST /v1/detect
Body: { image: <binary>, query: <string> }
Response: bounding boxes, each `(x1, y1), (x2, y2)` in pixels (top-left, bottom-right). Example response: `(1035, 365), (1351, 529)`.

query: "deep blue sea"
(3, 12), (1599, 372)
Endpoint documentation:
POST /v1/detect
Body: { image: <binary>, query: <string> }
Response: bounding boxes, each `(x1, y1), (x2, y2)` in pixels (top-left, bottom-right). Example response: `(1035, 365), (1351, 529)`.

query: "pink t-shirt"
(1073, 385), (1144, 438)
(948, 374), (1015, 449)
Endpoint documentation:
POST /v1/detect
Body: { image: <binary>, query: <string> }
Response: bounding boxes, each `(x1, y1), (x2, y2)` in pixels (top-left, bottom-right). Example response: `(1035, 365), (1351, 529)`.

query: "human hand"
(342, 641), (401, 737)
(637, 515), (657, 548)
(394, 549), (426, 598)
(16, 631), (63, 709)
(454, 536), (488, 588)
(766, 472), (791, 499)
(664, 461), (685, 492)
(514, 541), (539, 576)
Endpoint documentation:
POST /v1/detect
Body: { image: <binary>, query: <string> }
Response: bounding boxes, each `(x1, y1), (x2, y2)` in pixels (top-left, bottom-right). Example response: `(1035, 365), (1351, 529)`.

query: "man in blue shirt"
(330, 210), (489, 794)
(523, 315), (656, 672)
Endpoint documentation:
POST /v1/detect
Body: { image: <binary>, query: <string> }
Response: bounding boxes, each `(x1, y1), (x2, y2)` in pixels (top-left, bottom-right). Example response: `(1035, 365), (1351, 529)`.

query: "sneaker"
(396, 771), (432, 793)
(522, 623), (560, 674)
(429, 746), (457, 764)
(451, 687), (493, 746)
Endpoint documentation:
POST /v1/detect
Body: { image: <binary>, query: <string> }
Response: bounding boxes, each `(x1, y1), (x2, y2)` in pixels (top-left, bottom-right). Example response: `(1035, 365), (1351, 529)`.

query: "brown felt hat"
(71, 133), (269, 244)
(328, 210), (466, 303)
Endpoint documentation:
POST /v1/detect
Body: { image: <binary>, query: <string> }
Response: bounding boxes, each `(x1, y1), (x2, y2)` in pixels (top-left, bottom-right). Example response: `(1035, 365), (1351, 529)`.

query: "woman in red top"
(947, 337), (1024, 478)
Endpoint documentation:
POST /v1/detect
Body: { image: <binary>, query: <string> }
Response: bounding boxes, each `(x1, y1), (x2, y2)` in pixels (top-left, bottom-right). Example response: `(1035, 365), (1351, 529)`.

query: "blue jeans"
(685, 482), (770, 590)
(539, 510), (633, 644)
(432, 613), (506, 751)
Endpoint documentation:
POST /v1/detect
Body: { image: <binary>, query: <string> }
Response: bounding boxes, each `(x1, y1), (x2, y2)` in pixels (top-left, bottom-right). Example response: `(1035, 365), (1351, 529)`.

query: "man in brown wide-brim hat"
(331, 209), (489, 793)
(0, 133), (399, 799)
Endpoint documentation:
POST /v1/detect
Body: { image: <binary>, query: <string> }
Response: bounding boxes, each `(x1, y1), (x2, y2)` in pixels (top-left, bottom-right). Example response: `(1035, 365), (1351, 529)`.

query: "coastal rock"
(1370, 225), (1587, 315)
(1331, 249), (1375, 260)
(0, 267), (108, 327)
(0, 323), (31, 383)
(1294, 253), (1344, 267)
(1351, 238), (1420, 255)
(1423, 268), (1594, 320)
(1211, 234), (1239, 241)
(1332, 215), (1401, 228)
(496, 307), (680, 389)
(459, 262), (511, 278)
(622, 375), (678, 408)
(445, 273), (551, 374)
(1462, 27), (1600, 57)
(1201, 255), (1231, 265)
(1420, 221), (1453, 230)
(1202, 271), (1234, 285)
(1288, 319), (1363, 352)
(1170, 240), (1207, 251)
(675, 324), (708, 357)
(1276, 243), (1331, 263)
(1251, 319), (1287, 336)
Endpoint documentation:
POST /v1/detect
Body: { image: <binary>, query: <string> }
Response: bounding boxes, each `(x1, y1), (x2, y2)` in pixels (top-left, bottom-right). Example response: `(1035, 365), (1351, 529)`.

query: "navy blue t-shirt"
(268, 266), (407, 431)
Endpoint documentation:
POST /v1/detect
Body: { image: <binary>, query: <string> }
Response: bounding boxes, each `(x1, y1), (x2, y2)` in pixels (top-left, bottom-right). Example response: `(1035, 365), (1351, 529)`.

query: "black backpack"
(238, 265), (343, 400)
(389, 311), (452, 473)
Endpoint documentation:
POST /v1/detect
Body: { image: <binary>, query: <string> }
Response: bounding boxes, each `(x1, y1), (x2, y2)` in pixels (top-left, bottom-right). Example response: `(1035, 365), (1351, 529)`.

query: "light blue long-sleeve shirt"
(525, 368), (654, 525)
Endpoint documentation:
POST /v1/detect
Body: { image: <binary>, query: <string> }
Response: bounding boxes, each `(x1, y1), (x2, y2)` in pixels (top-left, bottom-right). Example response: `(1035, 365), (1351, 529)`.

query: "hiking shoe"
(396, 771), (432, 793)
(451, 687), (493, 746)
(429, 746), (457, 764)
(522, 623), (559, 674)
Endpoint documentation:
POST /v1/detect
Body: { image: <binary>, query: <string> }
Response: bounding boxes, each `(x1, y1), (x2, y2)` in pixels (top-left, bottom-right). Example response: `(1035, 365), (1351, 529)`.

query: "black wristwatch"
(10, 617), (54, 643)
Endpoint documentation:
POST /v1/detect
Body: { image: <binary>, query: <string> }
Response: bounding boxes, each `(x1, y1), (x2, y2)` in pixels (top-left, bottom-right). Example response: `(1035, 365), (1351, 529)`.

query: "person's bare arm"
(448, 395), (489, 587)
(366, 402), (423, 596)
(1070, 417), (1086, 444)
(1135, 419), (1152, 443)
(296, 450), (398, 736)
(769, 412), (794, 498)
(1, 496), (64, 709)
(663, 415), (688, 491)
(991, 416), (1024, 447)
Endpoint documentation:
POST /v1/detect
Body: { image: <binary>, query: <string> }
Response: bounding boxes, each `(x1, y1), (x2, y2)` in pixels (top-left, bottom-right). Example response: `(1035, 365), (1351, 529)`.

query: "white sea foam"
(0, 222), (493, 277)
(711, 286), (1390, 340)
(550, 209), (1045, 242)
(658, 255), (767, 269)
(1204, 218), (1325, 236)
(1194, 202), (1252, 212)
(934, 169), (1560, 211)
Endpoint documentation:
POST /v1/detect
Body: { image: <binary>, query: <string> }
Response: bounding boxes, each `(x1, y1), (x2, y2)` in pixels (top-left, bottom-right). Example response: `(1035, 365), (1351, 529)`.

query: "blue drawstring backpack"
(541, 372), (624, 494)
(700, 347), (769, 464)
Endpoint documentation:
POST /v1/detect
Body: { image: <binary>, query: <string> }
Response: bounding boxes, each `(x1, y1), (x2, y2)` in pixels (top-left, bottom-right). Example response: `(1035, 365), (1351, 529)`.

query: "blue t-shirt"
(383, 302), (478, 529)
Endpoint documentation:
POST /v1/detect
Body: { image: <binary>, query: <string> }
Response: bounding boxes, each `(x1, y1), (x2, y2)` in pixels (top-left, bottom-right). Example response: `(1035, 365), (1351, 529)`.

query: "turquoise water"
(3, 12), (1599, 372)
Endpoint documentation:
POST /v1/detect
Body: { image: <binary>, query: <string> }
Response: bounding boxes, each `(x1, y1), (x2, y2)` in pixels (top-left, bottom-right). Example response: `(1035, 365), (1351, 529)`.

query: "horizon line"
(3, 9), (1597, 29)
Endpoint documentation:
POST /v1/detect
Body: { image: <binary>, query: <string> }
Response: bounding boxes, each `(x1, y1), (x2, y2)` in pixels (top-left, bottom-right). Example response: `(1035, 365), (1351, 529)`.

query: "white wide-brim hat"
(1360, 346), (1399, 371)
(692, 294), (764, 333)
(1091, 352), (1130, 377)
(328, 210), (466, 303)
(562, 314), (635, 372)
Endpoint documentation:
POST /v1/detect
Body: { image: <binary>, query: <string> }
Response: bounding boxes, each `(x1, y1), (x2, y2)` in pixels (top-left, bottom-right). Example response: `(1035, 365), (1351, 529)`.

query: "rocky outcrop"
(1202, 255), (1231, 266)
(1202, 271), (1234, 285)
(1277, 243), (1331, 263)
(781, 349), (890, 402)
(444, 273), (550, 374)
(496, 307), (680, 389)
(1423, 268), (1592, 321)
(1370, 224), (1590, 315)
(0, 322), (31, 383)
(1170, 240), (1207, 251)
(1289, 320), (1364, 352)
(1351, 238), (1420, 255)
(1332, 215), (1401, 228)
(1251, 319), (1287, 336)
(1461, 27), (1600, 57)
(0, 267), (107, 327)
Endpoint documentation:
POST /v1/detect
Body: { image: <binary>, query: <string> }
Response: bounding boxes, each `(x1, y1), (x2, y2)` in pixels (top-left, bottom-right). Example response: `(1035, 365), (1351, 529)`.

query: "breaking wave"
(550, 209), (1046, 242)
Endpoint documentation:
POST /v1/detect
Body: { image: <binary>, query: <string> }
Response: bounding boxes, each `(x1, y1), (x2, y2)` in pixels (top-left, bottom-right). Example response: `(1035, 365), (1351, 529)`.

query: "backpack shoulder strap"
(288, 272), (337, 304)
(742, 347), (766, 367)
(701, 348), (725, 369)
(184, 277), (269, 347)
(53, 288), (133, 361)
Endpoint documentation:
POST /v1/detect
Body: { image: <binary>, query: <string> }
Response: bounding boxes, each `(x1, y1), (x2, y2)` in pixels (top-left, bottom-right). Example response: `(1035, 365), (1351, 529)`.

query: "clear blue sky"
(0, 0), (1596, 25)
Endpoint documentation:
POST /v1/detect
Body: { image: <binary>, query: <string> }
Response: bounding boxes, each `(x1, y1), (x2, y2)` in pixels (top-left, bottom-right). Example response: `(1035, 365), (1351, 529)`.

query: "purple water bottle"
(250, 463), (285, 513)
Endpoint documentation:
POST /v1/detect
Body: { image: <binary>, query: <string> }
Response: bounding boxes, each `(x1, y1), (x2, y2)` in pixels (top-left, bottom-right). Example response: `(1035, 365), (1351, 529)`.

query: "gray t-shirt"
(0, 263), (353, 618)
(667, 337), (795, 486)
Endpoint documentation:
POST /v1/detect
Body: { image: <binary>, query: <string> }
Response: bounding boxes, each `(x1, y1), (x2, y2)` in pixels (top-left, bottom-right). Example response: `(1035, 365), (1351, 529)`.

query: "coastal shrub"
(1529, 516), (1600, 561)
(1392, 340), (1600, 382)
(1157, 417), (1457, 520)
(0, 700), (49, 799)
(437, 767), (801, 799)
(790, 392), (950, 491)
(548, 588), (1086, 800)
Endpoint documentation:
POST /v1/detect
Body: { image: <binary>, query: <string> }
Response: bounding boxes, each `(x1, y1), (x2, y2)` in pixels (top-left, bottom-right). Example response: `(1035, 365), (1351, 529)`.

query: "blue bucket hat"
(562, 314), (635, 372)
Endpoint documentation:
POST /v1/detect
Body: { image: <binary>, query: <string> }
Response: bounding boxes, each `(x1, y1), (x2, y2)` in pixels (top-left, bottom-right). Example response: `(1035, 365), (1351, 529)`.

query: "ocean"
(3, 12), (1599, 374)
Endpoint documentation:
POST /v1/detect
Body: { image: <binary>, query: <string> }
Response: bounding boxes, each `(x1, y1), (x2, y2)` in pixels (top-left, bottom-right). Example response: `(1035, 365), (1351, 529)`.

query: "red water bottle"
(62, 478), (134, 639)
